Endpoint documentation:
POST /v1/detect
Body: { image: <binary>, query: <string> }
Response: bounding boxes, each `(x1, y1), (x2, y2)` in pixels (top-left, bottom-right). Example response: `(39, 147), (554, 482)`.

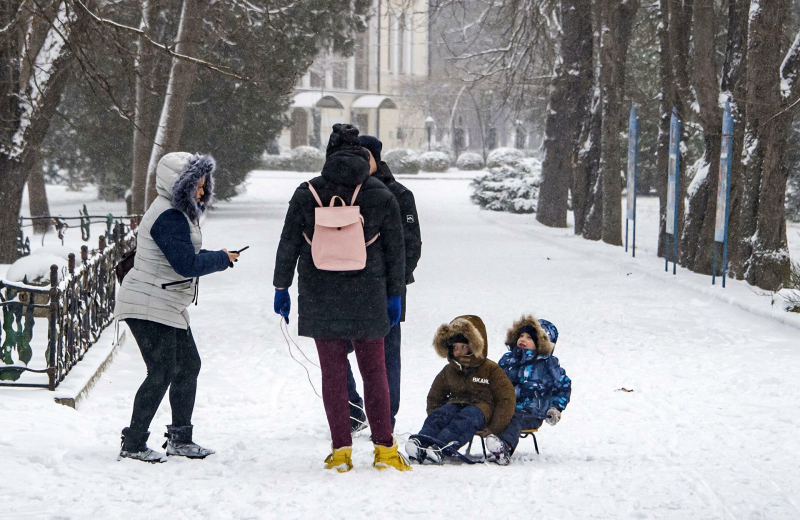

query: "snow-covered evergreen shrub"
(486, 147), (525, 168)
(780, 261), (800, 312)
(419, 151), (450, 172)
(428, 142), (455, 162)
(290, 146), (325, 172)
(470, 160), (542, 214)
(384, 149), (421, 174)
(261, 153), (293, 171)
(456, 153), (485, 171)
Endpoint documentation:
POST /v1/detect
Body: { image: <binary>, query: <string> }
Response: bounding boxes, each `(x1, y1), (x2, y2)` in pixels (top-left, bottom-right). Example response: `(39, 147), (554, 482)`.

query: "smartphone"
(232, 246), (249, 254)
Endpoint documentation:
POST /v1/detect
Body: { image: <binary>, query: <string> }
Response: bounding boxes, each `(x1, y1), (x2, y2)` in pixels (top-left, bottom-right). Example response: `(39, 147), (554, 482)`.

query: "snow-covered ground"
(3, 171), (800, 519)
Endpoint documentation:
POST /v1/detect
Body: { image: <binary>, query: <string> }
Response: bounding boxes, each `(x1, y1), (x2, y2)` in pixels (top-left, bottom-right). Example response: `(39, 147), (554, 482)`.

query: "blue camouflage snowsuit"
(497, 316), (571, 450)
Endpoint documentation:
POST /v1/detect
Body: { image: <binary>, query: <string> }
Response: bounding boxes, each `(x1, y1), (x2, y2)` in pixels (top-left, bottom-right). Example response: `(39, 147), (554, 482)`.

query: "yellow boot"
(373, 442), (412, 471)
(324, 446), (353, 473)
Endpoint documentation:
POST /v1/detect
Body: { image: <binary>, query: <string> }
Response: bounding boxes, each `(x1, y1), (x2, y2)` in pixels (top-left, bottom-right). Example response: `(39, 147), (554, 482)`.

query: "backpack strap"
(306, 181), (323, 207)
(365, 233), (380, 246)
(350, 183), (362, 206)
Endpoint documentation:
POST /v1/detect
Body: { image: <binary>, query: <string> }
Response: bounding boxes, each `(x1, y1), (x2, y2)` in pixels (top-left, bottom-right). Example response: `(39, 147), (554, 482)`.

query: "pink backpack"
(302, 182), (379, 271)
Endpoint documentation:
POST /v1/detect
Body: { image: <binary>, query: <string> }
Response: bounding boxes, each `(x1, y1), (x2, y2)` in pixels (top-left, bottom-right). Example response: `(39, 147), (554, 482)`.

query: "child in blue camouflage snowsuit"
(484, 315), (571, 465)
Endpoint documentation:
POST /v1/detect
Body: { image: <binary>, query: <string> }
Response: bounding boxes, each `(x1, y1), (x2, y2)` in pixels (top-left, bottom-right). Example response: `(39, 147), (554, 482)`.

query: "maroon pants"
(315, 338), (393, 449)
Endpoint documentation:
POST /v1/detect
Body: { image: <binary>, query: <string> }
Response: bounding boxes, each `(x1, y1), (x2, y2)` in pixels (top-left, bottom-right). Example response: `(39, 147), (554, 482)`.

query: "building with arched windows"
(279, 0), (430, 151)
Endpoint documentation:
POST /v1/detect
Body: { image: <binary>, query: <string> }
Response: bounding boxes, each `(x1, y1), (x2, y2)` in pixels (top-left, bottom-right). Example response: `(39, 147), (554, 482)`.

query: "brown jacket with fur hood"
(426, 315), (517, 434)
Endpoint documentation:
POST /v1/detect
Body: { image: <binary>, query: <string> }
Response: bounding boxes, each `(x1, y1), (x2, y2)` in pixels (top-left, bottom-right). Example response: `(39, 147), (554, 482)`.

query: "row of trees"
(0, 0), (370, 263)
(530, 0), (799, 292)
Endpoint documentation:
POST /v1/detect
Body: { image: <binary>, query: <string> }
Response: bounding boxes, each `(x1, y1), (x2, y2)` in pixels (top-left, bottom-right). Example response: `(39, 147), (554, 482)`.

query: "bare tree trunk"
(131, 0), (159, 215)
(723, 0), (750, 278)
(737, 0), (792, 290)
(599, 0), (639, 246)
(145, 0), (207, 208)
(27, 152), (51, 234)
(537, 0), (593, 228)
(0, 1), (82, 263)
(656, 0), (674, 258)
(668, 0), (693, 261)
(574, 0), (603, 239)
(574, 91), (602, 237)
(679, 0), (721, 273)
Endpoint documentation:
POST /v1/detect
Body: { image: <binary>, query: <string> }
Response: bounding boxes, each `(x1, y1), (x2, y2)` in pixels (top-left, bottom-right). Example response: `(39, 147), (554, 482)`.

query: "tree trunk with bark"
(655, 0), (674, 258)
(679, 0), (721, 274)
(145, 0), (207, 208)
(27, 152), (51, 234)
(598, 0), (639, 246)
(0, 1), (83, 263)
(718, 0), (749, 279)
(573, 0), (603, 239)
(130, 0), (159, 215)
(537, 0), (593, 228)
(736, 0), (793, 291)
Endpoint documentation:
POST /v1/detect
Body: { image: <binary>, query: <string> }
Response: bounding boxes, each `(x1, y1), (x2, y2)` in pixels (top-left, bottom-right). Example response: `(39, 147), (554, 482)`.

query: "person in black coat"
(346, 135), (422, 432)
(272, 124), (410, 471)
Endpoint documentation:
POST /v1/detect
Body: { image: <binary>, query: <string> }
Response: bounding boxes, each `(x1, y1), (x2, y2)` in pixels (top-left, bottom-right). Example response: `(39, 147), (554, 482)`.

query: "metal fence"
(1, 219), (137, 390)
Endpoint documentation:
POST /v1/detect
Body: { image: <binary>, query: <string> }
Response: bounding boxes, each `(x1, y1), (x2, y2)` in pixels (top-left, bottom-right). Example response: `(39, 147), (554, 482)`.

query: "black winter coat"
(373, 161), (422, 321)
(273, 148), (405, 340)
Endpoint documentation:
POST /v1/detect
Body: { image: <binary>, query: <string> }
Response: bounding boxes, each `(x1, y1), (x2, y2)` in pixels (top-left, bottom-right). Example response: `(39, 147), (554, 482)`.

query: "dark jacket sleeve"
(380, 193), (405, 297)
(498, 351), (519, 384)
(486, 362), (517, 434)
(151, 209), (229, 278)
(546, 357), (571, 412)
(426, 368), (450, 415)
(273, 187), (307, 288)
(397, 190), (421, 284)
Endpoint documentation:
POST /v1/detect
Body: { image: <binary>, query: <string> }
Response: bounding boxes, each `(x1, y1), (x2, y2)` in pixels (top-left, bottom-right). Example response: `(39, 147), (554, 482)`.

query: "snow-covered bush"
(470, 160), (542, 214)
(419, 151), (450, 172)
(261, 153), (293, 171)
(486, 147), (525, 169)
(6, 254), (68, 284)
(384, 149), (421, 174)
(428, 142), (455, 163)
(290, 146), (325, 172)
(780, 261), (800, 312)
(456, 153), (485, 171)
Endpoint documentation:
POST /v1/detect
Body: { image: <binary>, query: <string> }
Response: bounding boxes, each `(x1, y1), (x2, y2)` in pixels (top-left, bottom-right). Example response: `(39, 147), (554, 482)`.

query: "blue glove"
(387, 295), (401, 327)
(274, 288), (290, 324)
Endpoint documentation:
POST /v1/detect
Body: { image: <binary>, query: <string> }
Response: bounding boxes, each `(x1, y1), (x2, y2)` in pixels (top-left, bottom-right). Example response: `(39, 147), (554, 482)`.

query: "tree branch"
(74, 0), (247, 81)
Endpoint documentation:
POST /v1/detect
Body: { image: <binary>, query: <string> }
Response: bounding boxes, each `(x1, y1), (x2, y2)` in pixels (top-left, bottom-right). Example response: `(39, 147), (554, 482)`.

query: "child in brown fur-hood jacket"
(405, 315), (516, 465)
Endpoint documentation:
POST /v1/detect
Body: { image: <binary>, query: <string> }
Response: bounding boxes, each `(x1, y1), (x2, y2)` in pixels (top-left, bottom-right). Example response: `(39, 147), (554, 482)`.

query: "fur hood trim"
(505, 314), (554, 357)
(171, 154), (216, 223)
(433, 315), (488, 361)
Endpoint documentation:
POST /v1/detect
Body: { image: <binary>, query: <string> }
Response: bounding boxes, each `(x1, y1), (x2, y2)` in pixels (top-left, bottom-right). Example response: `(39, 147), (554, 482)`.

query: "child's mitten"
(545, 408), (561, 425)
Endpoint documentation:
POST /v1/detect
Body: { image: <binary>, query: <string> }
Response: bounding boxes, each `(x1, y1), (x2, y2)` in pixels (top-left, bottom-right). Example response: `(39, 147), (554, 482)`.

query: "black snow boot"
(163, 425), (215, 459)
(119, 427), (167, 463)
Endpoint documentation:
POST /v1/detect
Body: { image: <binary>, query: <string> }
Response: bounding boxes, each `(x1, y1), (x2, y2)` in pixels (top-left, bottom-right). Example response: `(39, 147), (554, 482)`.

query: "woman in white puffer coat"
(115, 152), (238, 463)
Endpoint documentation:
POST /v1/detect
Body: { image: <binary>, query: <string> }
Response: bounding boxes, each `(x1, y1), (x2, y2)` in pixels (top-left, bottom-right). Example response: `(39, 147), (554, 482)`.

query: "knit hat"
(518, 325), (539, 347)
(358, 135), (382, 163)
(448, 333), (469, 346)
(326, 124), (361, 158)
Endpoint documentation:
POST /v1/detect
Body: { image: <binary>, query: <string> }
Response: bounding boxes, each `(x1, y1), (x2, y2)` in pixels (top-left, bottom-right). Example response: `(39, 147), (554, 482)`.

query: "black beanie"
(448, 333), (469, 346)
(326, 124), (361, 158)
(518, 325), (539, 347)
(358, 135), (382, 163)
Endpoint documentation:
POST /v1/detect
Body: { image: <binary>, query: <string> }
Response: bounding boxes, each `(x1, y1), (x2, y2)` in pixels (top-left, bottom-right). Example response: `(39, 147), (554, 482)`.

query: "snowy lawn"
(3, 171), (800, 519)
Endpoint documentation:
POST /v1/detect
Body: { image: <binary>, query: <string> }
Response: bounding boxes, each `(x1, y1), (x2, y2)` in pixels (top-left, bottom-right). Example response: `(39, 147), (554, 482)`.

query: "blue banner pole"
(625, 106), (639, 256)
(632, 109), (639, 258)
(720, 102), (734, 288)
(712, 242), (718, 285)
(667, 108), (680, 275)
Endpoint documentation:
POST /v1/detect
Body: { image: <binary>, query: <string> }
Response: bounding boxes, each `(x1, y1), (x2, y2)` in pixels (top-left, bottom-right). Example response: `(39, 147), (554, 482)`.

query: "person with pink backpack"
(272, 124), (409, 472)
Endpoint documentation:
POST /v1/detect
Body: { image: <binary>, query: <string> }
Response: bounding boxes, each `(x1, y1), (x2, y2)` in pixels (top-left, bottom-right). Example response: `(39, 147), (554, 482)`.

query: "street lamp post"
(425, 116), (435, 151)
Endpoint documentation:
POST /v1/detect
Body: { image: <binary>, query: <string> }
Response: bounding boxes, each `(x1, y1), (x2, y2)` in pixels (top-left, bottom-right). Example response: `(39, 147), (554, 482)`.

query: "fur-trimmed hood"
(433, 315), (488, 366)
(155, 152), (215, 223)
(505, 314), (554, 357)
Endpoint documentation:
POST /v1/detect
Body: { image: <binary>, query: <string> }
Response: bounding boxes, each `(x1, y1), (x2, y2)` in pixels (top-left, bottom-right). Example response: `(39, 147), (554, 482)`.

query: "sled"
(466, 428), (540, 459)
(408, 434), (484, 465)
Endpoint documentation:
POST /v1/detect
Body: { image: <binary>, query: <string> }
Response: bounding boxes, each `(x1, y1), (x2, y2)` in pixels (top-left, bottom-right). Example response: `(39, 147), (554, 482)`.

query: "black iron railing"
(1, 219), (138, 389)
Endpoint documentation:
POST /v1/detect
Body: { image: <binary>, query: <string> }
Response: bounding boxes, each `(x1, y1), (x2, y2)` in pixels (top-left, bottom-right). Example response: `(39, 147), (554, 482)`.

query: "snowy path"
(3, 172), (800, 519)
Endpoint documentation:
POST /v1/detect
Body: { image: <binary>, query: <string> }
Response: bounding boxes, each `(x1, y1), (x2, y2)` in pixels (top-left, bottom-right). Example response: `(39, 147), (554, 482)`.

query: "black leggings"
(126, 319), (202, 432)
